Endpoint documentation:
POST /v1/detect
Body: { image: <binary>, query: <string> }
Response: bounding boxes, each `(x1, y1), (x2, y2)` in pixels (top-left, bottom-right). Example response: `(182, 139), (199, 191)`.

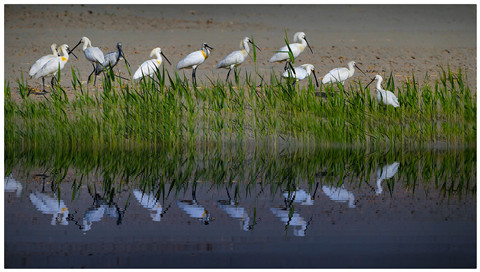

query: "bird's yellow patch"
(61, 207), (67, 212)
(61, 56), (67, 62)
(241, 49), (247, 54)
(157, 60), (162, 65)
(298, 45), (304, 50)
(201, 50), (208, 59)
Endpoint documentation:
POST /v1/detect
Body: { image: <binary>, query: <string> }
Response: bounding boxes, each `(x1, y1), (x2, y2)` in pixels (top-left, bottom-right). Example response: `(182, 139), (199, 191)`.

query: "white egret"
(216, 37), (260, 83)
(375, 162), (400, 195)
(70, 37), (105, 83)
(269, 32), (313, 65)
(90, 42), (126, 84)
(133, 47), (171, 81)
(176, 43), (214, 85)
(33, 44), (72, 94)
(29, 43), (58, 77)
(282, 63), (319, 87)
(321, 61), (366, 84)
(365, 75), (400, 108)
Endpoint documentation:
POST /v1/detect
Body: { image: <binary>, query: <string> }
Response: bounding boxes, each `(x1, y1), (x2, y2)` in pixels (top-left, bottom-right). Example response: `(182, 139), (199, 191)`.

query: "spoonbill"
(134, 190), (163, 222)
(29, 191), (69, 226)
(81, 194), (122, 232)
(177, 200), (211, 225)
(176, 43), (214, 85)
(70, 37), (105, 83)
(321, 61), (366, 84)
(217, 200), (251, 231)
(365, 75), (400, 108)
(90, 42), (125, 84)
(270, 207), (307, 237)
(216, 37), (260, 83)
(29, 43), (58, 77)
(33, 44), (72, 94)
(4, 175), (22, 197)
(133, 47), (171, 81)
(323, 185), (356, 208)
(282, 63), (319, 87)
(375, 162), (400, 195)
(269, 32), (313, 65)
(282, 188), (315, 206)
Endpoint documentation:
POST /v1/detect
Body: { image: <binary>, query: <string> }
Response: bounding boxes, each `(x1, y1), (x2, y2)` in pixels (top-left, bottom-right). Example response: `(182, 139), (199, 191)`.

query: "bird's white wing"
(34, 57), (63, 79)
(322, 67), (348, 84)
(133, 59), (160, 80)
(29, 55), (56, 77)
(176, 51), (205, 70)
(282, 67), (307, 80)
(85, 47), (105, 64)
(217, 50), (245, 69)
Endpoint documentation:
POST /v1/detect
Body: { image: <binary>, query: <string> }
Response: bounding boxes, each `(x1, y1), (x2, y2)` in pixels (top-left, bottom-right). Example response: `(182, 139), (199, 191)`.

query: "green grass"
(5, 63), (476, 151)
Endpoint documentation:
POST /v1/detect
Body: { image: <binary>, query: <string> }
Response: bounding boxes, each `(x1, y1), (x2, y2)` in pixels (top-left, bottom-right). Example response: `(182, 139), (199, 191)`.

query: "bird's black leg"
(42, 77), (46, 93)
(192, 68), (197, 86)
(51, 76), (57, 94)
(225, 69), (231, 83)
(87, 70), (95, 84)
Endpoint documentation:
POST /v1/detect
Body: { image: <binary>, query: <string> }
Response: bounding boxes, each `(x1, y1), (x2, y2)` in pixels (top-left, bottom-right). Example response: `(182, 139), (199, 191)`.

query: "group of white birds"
(28, 32), (399, 108)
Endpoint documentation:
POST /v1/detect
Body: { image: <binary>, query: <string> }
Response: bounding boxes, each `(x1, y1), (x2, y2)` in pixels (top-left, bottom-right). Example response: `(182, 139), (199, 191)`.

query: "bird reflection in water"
(177, 181), (212, 225)
(375, 162), (400, 195)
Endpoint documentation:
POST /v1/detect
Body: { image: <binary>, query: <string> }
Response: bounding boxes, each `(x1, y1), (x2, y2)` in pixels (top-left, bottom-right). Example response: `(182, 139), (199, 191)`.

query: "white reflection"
(217, 200), (250, 231)
(4, 175), (22, 197)
(282, 189), (314, 206)
(134, 190), (163, 222)
(82, 194), (121, 232)
(376, 162), (400, 195)
(270, 207), (307, 237)
(177, 200), (211, 225)
(322, 185), (356, 208)
(29, 191), (69, 226)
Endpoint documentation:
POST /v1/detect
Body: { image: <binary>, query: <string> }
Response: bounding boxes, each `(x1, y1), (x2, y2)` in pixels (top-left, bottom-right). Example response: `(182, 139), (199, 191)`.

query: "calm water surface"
(4, 146), (476, 268)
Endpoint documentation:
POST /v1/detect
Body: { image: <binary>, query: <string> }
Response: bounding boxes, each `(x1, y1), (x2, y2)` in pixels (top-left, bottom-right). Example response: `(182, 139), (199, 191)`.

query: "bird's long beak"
(205, 44), (215, 51)
(161, 51), (172, 65)
(312, 71), (319, 87)
(304, 37), (313, 54)
(365, 77), (376, 90)
(70, 39), (82, 53)
(68, 49), (78, 60)
(355, 64), (367, 76)
(249, 40), (261, 51)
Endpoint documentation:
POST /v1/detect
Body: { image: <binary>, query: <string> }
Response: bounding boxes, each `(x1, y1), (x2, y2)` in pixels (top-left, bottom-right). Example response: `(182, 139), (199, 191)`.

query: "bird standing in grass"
(29, 43), (58, 77)
(321, 60), (366, 84)
(90, 42), (125, 84)
(269, 32), (313, 67)
(216, 37), (260, 83)
(282, 63), (319, 87)
(33, 44), (72, 94)
(365, 74), (400, 108)
(133, 47), (171, 81)
(70, 37), (105, 84)
(177, 43), (214, 85)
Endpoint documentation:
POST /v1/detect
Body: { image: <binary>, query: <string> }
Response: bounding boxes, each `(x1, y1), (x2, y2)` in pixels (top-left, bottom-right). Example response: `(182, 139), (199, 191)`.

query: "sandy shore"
(4, 5), (476, 96)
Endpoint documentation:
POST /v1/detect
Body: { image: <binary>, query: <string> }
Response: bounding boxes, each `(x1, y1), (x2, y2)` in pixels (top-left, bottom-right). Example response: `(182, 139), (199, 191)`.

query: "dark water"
(4, 146), (476, 268)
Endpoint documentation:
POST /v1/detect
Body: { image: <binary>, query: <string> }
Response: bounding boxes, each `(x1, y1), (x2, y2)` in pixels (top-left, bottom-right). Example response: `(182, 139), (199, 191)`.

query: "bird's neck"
(242, 41), (250, 54)
(376, 80), (382, 90)
(60, 48), (69, 61)
(82, 40), (91, 51)
(202, 48), (210, 58)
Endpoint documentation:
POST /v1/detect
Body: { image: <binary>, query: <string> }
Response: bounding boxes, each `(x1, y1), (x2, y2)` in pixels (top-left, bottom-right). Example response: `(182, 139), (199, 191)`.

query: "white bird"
(321, 61), (366, 84)
(177, 200), (211, 225)
(365, 75), (400, 108)
(282, 63), (319, 87)
(270, 207), (307, 237)
(29, 191), (69, 226)
(81, 194), (122, 232)
(133, 47), (171, 81)
(269, 32), (313, 64)
(282, 189), (315, 206)
(375, 162), (400, 195)
(29, 43), (58, 77)
(90, 42), (125, 84)
(134, 190), (163, 222)
(4, 175), (22, 197)
(70, 37), (105, 83)
(322, 185), (356, 208)
(176, 43), (214, 85)
(33, 44), (72, 94)
(216, 37), (260, 83)
(217, 200), (251, 231)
